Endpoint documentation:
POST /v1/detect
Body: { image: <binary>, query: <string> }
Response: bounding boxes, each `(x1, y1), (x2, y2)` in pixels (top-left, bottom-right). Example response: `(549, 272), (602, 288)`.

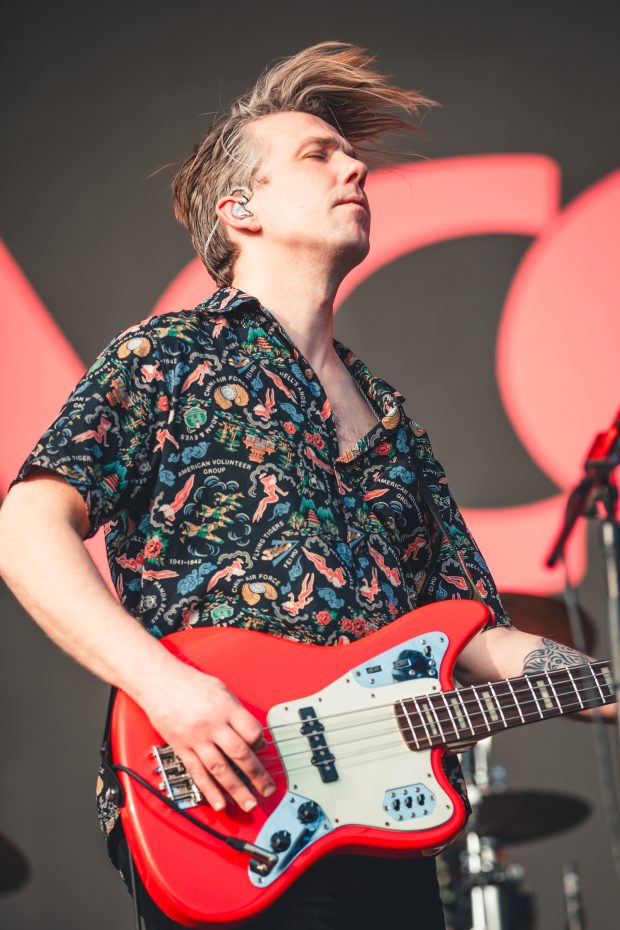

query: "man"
(0, 41), (613, 930)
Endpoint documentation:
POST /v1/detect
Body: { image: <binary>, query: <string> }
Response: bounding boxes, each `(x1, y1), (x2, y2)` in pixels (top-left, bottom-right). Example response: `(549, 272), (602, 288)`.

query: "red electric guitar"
(109, 600), (615, 927)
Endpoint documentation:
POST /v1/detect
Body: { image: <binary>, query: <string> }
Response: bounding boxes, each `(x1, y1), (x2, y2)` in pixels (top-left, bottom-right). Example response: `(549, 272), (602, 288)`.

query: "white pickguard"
(248, 631), (455, 885)
(268, 666), (452, 832)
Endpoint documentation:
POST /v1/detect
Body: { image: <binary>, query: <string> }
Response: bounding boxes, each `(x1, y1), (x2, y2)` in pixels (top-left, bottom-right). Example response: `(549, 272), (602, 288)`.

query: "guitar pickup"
(300, 720), (325, 736)
(298, 707), (339, 784)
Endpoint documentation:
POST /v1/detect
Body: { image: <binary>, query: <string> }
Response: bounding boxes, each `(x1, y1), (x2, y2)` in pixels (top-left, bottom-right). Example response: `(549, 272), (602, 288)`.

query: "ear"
(215, 192), (262, 235)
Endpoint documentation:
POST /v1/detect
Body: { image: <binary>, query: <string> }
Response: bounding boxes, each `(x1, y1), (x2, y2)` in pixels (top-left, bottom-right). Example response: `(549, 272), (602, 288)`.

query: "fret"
(421, 699), (440, 738)
(449, 694), (467, 733)
(556, 666), (588, 712)
(396, 701), (421, 749)
(394, 700), (421, 751)
(488, 678), (519, 727)
(395, 661), (614, 754)
(427, 695), (446, 742)
(414, 698), (432, 744)
(487, 683), (507, 727)
(402, 703), (421, 750)
(457, 689), (475, 735)
(441, 692), (461, 738)
(590, 663), (605, 702)
(544, 672), (563, 712)
(481, 688), (500, 724)
(506, 678), (525, 723)
(525, 677), (544, 718)
(600, 664), (614, 694)
(565, 667), (583, 709)
(471, 686), (492, 732)
(534, 678), (555, 711)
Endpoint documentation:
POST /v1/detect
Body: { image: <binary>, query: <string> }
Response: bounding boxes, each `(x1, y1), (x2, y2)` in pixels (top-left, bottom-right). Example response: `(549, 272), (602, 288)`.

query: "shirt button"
(305, 368), (314, 379)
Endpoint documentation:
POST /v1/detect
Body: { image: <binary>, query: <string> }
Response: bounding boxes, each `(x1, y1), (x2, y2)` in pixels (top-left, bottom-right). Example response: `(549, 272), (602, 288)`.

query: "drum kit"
(438, 592), (597, 930)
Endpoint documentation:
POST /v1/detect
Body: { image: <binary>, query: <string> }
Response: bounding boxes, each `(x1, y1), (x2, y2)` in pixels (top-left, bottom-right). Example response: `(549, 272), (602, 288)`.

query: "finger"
(230, 705), (266, 751)
(177, 748), (227, 812)
(219, 729), (276, 799)
(198, 741), (260, 812)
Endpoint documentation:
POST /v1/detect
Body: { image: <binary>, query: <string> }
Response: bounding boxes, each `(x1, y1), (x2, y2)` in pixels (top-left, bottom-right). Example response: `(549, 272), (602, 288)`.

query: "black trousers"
(114, 827), (446, 930)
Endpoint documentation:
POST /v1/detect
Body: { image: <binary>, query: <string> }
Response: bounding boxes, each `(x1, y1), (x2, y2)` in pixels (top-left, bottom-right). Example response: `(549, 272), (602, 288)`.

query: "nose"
(339, 152), (368, 190)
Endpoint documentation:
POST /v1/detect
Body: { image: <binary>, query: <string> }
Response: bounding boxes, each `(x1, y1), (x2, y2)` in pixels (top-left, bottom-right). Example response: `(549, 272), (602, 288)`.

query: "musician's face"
(243, 111), (371, 271)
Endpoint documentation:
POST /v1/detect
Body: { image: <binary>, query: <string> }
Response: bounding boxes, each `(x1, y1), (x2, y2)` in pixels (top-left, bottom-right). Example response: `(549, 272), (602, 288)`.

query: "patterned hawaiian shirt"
(9, 284), (511, 850)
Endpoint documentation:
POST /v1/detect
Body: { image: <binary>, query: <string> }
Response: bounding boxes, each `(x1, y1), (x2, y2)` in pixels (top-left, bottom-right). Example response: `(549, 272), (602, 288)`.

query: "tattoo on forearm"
(523, 637), (588, 675)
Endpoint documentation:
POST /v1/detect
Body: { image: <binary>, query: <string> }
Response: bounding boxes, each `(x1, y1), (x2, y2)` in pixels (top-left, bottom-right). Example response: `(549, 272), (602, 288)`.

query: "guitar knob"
(297, 801), (320, 824)
(270, 830), (292, 852)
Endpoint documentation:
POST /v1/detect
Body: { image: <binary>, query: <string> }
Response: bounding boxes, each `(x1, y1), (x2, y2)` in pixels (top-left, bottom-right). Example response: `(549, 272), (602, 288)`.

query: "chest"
(322, 369), (379, 459)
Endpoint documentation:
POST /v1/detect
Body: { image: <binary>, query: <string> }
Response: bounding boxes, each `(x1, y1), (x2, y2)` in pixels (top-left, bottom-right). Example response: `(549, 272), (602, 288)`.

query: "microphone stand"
(546, 407), (620, 888)
(547, 407), (620, 743)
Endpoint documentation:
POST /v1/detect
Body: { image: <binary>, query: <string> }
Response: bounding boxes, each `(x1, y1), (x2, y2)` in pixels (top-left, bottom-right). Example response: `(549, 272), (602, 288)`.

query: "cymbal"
(499, 591), (596, 654)
(0, 831), (30, 893)
(474, 789), (590, 845)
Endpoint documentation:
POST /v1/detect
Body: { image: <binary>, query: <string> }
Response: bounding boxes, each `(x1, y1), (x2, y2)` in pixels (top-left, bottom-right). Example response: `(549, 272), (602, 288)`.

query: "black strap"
(99, 685), (124, 807)
(99, 687), (142, 927)
(101, 685), (117, 751)
(416, 460), (486, 607)
(126, 845), (143, 930)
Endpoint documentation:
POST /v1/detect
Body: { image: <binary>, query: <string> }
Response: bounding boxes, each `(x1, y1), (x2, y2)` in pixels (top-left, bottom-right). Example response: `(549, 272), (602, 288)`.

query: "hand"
(141, 662), (276, 813)
(573, 703), (618, 724)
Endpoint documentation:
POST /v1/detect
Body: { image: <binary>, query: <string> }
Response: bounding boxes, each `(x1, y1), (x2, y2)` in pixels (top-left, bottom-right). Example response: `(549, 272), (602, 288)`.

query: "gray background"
(1, 2), (619, 928)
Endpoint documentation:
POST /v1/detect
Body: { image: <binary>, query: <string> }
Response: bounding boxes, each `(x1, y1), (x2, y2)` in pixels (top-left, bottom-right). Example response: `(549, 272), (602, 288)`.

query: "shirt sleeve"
(412, 423), (512, 631)
(8, 320), (171, 539)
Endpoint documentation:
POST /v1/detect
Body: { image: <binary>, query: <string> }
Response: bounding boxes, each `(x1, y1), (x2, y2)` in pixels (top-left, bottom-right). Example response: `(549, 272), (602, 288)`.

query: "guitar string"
(275, 682), (606, 777)
(167, 682), (604, 798)
(281, 688), (596, 771)
(157, 679), (611, 795)
(264, 669), (603, 749)
(171, 699), (592, 804)
(253, 681), (610, 773)
(248, 674), (611, 768)
(281, 737), (408, 776)
(152, 672), (611, 799)
(256, 663), (609, 740)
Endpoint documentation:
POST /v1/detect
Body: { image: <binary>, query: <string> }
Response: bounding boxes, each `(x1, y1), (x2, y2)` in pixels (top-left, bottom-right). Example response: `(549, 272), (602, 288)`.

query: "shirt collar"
(197, 285), (260, 316)
(198, 286), (406, 409)
(333, 339), (407, 410)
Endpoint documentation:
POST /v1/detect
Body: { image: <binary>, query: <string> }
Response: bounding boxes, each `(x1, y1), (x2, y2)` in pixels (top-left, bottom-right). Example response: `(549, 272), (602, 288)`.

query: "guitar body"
(110, 600), (490, 926)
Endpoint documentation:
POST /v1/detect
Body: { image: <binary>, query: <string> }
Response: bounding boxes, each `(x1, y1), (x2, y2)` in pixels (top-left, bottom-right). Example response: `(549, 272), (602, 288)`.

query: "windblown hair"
(170, 41), (438, 287)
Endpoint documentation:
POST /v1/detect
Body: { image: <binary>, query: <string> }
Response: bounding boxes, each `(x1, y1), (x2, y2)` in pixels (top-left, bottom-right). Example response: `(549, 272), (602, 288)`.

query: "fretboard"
(395, 661), (615, 751)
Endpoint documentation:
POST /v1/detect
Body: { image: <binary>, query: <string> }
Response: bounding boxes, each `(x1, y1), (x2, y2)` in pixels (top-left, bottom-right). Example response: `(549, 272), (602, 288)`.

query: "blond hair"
(171, 41), (438, 286)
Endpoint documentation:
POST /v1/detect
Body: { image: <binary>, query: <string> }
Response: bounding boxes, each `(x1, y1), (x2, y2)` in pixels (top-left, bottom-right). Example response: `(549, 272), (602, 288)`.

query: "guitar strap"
(99, 685), (120, 797)
(414, 449), (487, 609)
(98, 687), (143, 928)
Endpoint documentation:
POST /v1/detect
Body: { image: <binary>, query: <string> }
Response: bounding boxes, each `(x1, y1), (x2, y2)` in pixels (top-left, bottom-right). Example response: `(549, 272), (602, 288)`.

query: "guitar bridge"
(151, 745), (203, 809)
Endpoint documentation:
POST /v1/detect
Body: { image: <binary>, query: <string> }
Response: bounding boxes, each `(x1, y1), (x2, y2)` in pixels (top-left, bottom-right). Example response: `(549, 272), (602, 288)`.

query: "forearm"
(0, 497), (275, 810)
(454, 625), (592, 686)
(0, 506), (180, 708)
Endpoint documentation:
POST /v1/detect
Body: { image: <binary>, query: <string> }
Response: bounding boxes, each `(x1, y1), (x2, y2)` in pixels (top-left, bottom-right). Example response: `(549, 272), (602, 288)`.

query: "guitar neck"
(396, 661), (615, 750)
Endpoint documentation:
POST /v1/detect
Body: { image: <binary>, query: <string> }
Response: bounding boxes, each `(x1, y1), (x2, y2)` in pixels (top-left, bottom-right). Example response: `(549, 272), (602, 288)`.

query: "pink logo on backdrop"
(1, 154), (619, 595)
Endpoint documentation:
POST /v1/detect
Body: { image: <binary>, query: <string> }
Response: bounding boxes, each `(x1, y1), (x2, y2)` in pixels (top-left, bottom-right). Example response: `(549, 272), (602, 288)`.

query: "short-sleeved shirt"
(9, 284), (511, 842)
